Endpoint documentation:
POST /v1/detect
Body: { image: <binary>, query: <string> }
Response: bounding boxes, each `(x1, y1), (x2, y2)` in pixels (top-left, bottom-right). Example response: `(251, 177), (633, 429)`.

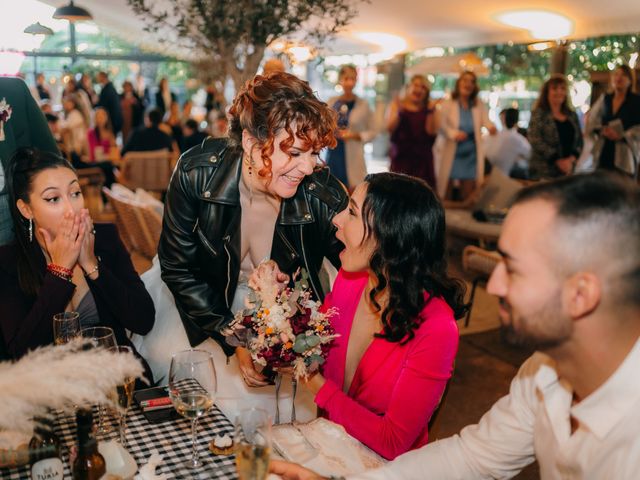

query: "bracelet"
(83, 263), (99, 278)
(82, 256), (101, 278)
(46, 263), (72, 282)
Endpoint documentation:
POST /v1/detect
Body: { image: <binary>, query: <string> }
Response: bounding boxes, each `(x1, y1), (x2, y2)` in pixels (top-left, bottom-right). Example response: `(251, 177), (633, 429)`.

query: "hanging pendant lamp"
(23, 22), (55, 36)
(53, 1), (93, 22)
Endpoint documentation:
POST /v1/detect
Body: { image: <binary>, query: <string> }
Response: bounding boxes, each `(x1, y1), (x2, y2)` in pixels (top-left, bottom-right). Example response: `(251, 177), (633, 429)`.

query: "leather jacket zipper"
(299, 225), (321, 299)
(277, 229), (298, 261)
(223, 234), (232, 308)
(196, 228), (218, 257)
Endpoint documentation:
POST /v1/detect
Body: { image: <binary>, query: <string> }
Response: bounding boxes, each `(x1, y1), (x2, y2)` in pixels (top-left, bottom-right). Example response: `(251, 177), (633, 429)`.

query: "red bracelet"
(47, 263), (73, 280)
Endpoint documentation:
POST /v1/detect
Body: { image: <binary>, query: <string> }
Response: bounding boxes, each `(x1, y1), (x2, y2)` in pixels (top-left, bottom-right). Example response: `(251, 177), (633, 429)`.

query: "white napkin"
(134, 452), (169, 480)
(272, 419), (386, 477)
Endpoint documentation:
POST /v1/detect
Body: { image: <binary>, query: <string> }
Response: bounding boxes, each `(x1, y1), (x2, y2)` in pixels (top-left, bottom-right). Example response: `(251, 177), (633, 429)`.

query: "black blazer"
(0, 223), (155, 381)
(155, 90), (177, 116)
(97, 81), (124, 134)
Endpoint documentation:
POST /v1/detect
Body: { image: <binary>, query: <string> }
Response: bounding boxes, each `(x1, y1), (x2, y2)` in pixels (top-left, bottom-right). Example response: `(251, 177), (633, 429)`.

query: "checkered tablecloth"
(2, 402), (237, 479)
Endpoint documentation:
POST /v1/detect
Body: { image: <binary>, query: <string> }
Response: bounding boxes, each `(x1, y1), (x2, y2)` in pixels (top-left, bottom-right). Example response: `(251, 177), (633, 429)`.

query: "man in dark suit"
(121, 108), (174, 156)
(96, 71), (124, 136)
(0, 77), (59, 246)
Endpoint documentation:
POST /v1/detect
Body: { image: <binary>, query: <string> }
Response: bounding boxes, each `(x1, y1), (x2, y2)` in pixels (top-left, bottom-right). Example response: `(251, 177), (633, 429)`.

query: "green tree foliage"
(126, 0), (364, 88)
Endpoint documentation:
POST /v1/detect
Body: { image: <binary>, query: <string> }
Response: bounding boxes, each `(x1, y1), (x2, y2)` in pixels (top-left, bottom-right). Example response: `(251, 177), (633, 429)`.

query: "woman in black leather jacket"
(155, 72), (348, 400)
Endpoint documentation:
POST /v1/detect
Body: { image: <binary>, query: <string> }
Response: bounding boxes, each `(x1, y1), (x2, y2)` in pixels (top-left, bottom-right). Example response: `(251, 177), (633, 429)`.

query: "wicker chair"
(119, 149), (172, 196)
(462, 245), (502, 327)
(76, 167), (106, 219)
(102, 187), (162, 259)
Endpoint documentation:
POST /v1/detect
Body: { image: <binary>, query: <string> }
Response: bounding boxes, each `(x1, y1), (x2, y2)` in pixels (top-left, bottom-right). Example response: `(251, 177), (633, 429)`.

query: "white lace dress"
(131, 256), (317, 424)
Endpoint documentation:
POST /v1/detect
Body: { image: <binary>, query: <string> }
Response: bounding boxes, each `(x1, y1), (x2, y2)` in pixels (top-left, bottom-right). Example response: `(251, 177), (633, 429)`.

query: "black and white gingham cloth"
(2, 403), (237, 479)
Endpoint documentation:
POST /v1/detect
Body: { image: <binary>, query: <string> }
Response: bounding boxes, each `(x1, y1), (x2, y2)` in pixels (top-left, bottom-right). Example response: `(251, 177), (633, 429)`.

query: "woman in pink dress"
(298, 172), (465, 460)
(87, 108), (117, 163)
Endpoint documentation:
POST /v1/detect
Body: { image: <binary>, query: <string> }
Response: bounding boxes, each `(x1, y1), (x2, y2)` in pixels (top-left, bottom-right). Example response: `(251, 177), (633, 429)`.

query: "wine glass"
(81, 326), (117, 434)
(108, 346), (136, 447)
(169, 349), (217, 469)
(53, 311), (80, 345)
(234, 408), (272, 480)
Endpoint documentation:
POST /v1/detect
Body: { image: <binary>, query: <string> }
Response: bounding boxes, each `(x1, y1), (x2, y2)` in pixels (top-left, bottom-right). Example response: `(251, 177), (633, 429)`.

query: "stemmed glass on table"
(234, 408), (272, 480)
(53, 311), (81, 345)
(81, 326), (117, 435)
(108, 346), (136, 447)
(169, 349), (217, 469)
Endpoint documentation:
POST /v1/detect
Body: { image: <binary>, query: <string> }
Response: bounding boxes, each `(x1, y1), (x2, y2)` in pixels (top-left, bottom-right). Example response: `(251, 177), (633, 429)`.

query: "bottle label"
(31, 458), (64, 480)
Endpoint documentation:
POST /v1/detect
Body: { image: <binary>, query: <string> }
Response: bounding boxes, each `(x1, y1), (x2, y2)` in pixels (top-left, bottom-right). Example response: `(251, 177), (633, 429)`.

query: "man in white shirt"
(272, 172), (640, 480)
(484, 108), (531, 177)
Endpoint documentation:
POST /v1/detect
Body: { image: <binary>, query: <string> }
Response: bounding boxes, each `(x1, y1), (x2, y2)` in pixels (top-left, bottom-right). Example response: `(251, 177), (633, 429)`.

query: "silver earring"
(28, 218), (33, 242)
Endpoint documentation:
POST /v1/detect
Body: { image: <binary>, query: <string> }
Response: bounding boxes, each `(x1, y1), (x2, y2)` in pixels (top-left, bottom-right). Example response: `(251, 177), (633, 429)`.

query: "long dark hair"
(7, 147), (76, 297)
(362, 173), (467, 343)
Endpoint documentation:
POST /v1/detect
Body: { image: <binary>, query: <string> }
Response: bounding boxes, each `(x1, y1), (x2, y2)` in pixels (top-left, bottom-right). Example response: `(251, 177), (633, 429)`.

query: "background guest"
(387, 74), (438, 189)
(87, 107), (118, 163)
(96, 71), (123, 136)
(325, 65), (377, 190)
(586, 64), (640, 176)
(63, 77), (93, 129)
(181, 119), (208, 153)
(436, 71), (496, 200)
(59, 93), (89, 161)
(155, 77), (176, 117)
(120, 80), (144, 143)
(121, 108), (176, 157)
(35, 73), (50, 102)
(78, 73), (99, 107)
(528, 74), (583, 179)
(484, 108), (531, 178)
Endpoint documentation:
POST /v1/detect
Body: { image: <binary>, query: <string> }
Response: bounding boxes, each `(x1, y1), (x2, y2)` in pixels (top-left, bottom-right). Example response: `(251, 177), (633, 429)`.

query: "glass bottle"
(72, 409), (106, 480)
(29, 412), (64, 480)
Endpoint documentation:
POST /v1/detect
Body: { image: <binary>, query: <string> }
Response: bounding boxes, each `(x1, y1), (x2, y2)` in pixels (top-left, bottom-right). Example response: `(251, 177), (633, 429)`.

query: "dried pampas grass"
(0, 339), (144, 435)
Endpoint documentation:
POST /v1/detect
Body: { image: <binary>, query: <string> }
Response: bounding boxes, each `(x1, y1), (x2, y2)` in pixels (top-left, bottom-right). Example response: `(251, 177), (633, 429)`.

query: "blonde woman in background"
(325, 65), (377, 190)
(435, 71), (496, 200)
(386, 74), (438, 189)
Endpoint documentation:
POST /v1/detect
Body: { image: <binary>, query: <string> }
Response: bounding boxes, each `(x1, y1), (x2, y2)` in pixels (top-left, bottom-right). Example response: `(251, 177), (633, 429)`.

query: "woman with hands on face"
(0, 148), (155, 382)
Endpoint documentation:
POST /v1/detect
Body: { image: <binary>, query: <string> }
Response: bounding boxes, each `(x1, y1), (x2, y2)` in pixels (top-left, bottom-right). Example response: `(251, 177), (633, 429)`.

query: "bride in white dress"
(131, 256), (319, 423)
(131, 72), (347, 424)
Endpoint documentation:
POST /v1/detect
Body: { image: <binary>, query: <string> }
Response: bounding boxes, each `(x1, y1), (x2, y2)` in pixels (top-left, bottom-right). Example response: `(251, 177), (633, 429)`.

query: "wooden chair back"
(120, 149), (172, 194)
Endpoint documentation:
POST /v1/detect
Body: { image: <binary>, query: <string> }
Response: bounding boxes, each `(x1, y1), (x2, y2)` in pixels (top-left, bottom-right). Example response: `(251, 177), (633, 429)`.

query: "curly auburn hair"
(361, 173), (467, 344)
(228, 72), (337, 183)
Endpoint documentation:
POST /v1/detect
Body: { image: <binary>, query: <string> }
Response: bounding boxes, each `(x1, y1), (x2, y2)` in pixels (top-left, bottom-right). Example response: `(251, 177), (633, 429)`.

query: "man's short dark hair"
(502, 108), (519, 129)
(147, 108), (163, 127)
(184, 119), (199, 131)
(45, 113), (58, 123)
(514, 172), (640, 307)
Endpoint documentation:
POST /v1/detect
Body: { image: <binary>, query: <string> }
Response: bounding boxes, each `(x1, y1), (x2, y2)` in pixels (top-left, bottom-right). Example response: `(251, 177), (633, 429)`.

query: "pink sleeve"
(315, 314), (459, 460)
